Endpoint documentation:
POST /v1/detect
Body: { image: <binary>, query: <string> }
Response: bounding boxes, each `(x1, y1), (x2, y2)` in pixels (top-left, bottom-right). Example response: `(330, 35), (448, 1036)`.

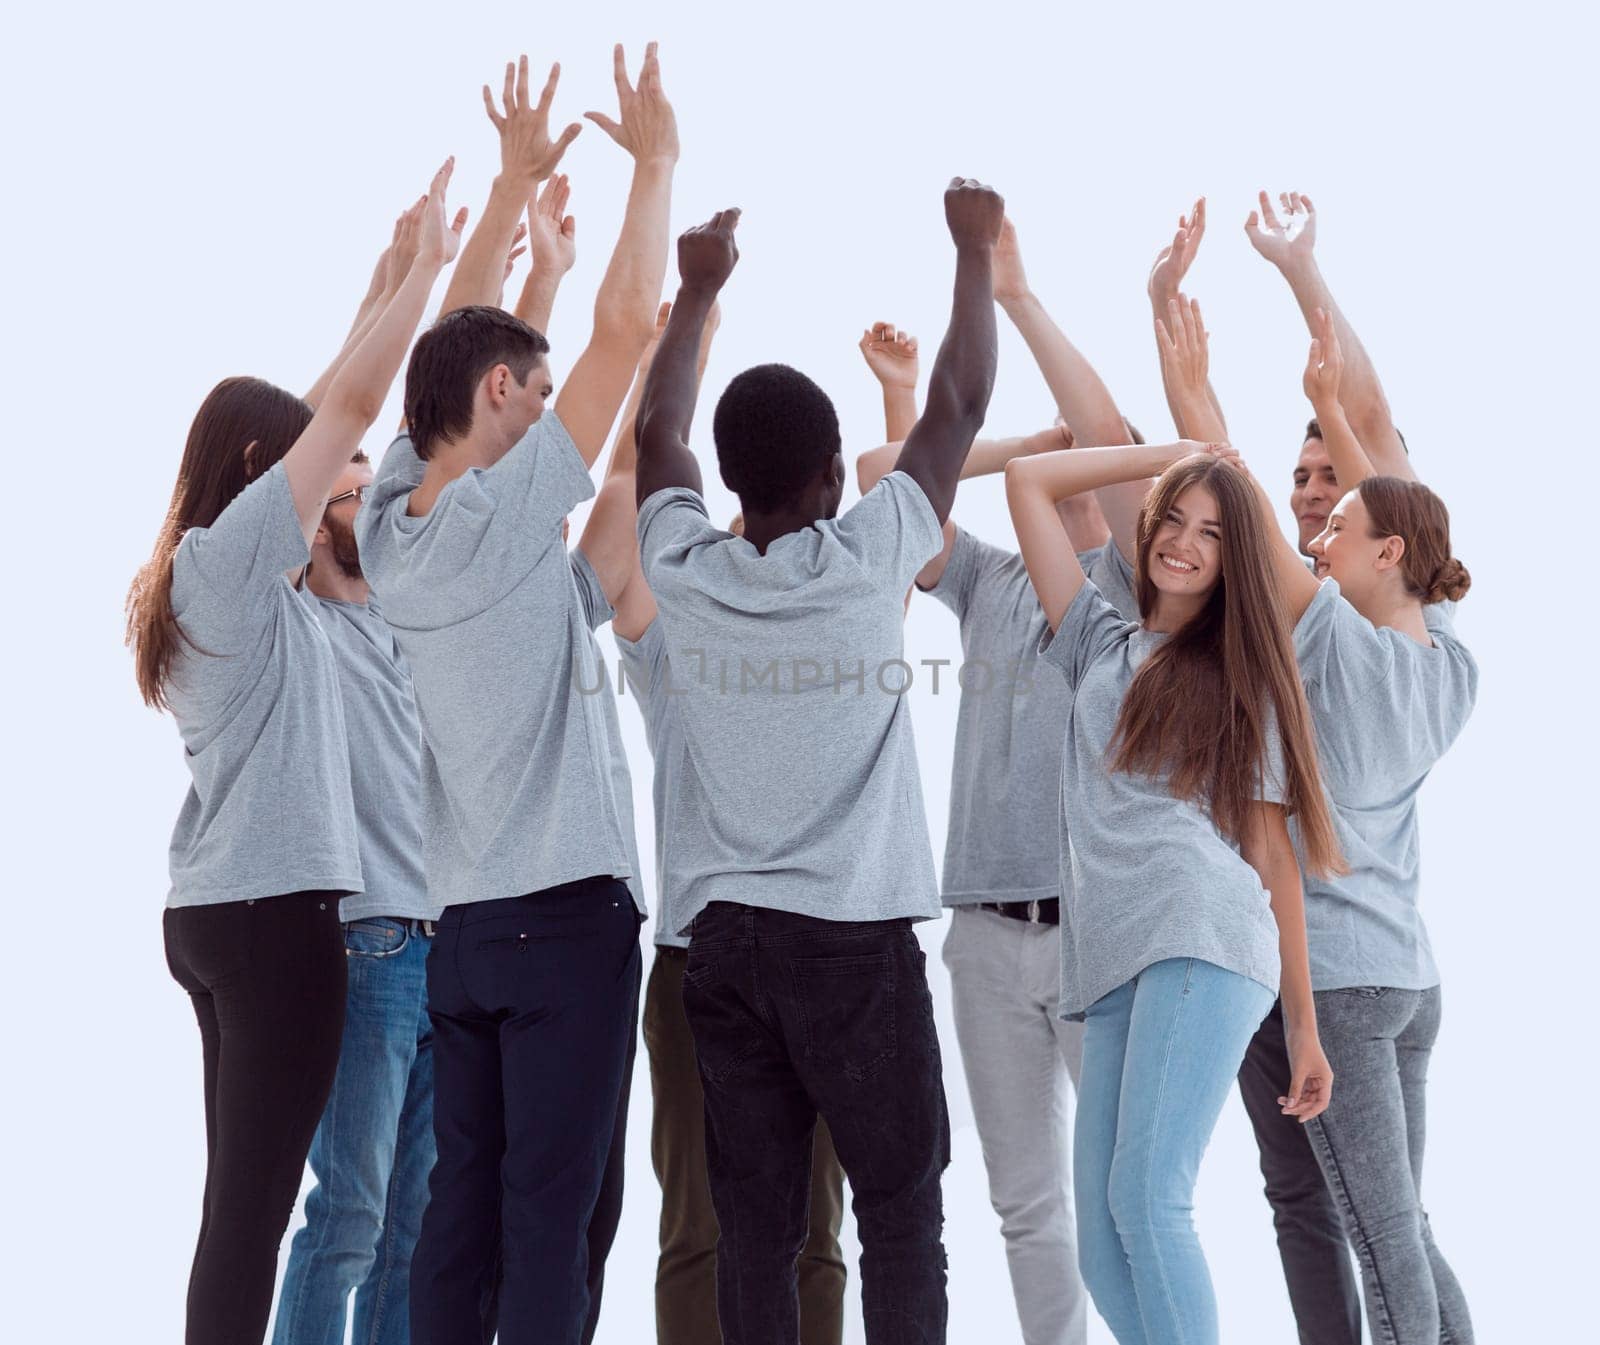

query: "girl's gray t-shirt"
(304, 591), (436, 924)
(353, 417), (633, 910)
(1292, 580), (1478, 990)
(1041, 579), (1285, 1018)
(924, 531), (1137, 905)
(614, 618), (688, 948)
(165, 461), (362, 907)
(637, 471), (945, 935)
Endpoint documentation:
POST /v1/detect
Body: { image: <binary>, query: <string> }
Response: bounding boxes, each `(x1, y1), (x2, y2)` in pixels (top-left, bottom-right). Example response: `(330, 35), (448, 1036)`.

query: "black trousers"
(1238, 998), (1365, 1345)
(164, 891), (347, 1345)
(684, 903), (950, 1345)
(410, 876), (640, 1345)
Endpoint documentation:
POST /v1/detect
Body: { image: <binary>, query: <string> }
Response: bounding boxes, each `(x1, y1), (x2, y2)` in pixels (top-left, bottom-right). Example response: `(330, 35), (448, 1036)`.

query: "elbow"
(322, 383), (386, 433)
(592, 297), (659, 356)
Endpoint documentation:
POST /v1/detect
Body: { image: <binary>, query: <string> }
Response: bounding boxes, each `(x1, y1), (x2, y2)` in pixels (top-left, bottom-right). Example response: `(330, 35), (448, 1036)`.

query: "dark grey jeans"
(1306, 985), (1474, 1345)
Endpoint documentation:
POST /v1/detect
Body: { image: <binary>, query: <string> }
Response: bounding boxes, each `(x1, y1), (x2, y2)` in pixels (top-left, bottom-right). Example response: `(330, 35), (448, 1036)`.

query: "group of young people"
(127, 42), (1477, 1345)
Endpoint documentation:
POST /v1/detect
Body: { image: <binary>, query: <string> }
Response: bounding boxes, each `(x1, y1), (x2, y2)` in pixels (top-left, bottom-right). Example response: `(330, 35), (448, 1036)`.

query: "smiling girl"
(1005, 439), (1341, 1345)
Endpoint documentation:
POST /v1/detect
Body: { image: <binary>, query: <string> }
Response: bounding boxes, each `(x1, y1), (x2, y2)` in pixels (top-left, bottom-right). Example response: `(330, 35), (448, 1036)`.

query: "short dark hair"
(404, 306), (549, 460)
(1305, 418), (1410, 456)
(713, 364), (841, 513)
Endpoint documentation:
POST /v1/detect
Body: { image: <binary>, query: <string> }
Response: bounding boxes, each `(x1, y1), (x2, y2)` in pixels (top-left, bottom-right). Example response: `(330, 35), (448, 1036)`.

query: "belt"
(979, 899), (1060, 926)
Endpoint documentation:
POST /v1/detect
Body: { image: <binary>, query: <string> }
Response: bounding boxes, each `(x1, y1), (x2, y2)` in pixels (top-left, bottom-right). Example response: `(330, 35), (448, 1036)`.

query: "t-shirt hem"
(166, 871), (364, 909)
(674, 887), (942, 938)
(941, 884), (1060, 907)
(1311, 970), (1443, 993)
(429, 856), (636, 910)
(338, 894), (444, 923)
(1061, 950), (1279, 1021)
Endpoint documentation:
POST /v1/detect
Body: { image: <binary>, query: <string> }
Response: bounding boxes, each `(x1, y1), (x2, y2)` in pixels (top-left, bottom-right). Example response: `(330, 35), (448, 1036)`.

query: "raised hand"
(417, 157), (467, 269)
(1148, 197), (1206, 304)
(1302, 306), (1344, 410)
(859, 322), (920, 390)
(527, 173), (576, 277)
(1154, 294), (1211, 398)
(1245, 190), (1317, 271)
(585, 41), (679, 163)
(946, 177), (1005, 251)
(992, 216), (1029, 304)
(482, 55), (583, 187)
(502, 221), (528, 283)
(678, 208), (740, 293)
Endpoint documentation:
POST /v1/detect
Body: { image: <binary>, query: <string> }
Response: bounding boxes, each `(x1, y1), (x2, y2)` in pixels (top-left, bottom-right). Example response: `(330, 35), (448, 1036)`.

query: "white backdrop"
(5, 1), (1593, 1340)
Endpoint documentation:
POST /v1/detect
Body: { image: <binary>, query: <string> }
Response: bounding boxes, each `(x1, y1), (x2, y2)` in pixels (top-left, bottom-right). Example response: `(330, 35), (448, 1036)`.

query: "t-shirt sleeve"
(1084, 537), (1141, 622)
(922, 526), (987, 621)
(1038, 579), (1129, 691)
(637, 486), (715, 585)
(831, 471), (944, 597)
(569, 548), (614, 632)
(170, 461), (307, 649)
(1293, 579), (1394, 695)
(1258, 705), (1289, 806)
(481, 411), (595, 536)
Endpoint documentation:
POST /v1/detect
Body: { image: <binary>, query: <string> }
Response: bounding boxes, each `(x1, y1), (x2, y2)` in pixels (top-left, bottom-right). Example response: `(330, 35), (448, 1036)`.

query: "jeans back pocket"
(791, 952), (898, 1083)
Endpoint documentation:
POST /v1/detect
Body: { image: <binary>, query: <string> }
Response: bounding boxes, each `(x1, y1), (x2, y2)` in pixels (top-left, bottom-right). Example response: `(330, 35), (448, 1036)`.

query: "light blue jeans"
(1074, 958), (1274, 1345)
(273, 918), (436, 1345)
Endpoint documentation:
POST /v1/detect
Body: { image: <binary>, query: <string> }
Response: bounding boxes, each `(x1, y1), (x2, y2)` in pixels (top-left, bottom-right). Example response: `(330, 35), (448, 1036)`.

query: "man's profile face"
(1289, 436), (1341, 556)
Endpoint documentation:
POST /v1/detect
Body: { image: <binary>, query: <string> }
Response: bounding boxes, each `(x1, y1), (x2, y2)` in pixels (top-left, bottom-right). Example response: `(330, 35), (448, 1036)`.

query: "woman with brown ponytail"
(1005, 435), (1341, 1345)
(124, 161), (462, 1345)
(1159, 297), (1478, 1345)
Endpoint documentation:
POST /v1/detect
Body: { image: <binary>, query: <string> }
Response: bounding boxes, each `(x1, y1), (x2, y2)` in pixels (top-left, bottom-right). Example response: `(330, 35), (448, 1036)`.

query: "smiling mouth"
(1299, 512), (1327, 527)
(1157, 552), (1199, 575)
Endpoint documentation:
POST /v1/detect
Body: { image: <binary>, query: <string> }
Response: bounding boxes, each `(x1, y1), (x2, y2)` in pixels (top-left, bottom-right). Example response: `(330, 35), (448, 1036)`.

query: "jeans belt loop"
(1027, 899), (1040, 924)
(420, 919), (435, 938)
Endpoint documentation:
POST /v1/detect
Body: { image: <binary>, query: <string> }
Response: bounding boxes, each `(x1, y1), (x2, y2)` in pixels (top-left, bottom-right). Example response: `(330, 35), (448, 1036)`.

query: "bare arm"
(1242, 801), (1332, 1123)
(1302, 307), (1376, 488)
(1006, 440), (1202, 631)
(1246, 191), (1413, 480)
(636, 210), (740, 504)
(1235, 453), (1321, 622)
(894, 180), (1004, 522)
(438, 56), (580, 319)
(548, 43), (678, 468)
(1147, 198), (1228, 437)
(285, 161), (462, 542)
(512, 173), (575, 335)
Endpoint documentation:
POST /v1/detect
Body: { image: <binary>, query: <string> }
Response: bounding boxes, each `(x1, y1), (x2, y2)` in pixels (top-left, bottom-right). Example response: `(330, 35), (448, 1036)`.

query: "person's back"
(632, 182), (1005, 1344)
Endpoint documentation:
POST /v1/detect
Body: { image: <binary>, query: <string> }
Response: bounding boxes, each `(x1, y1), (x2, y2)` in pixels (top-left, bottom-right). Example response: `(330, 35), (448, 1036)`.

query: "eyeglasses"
(326, 486), (366, 507)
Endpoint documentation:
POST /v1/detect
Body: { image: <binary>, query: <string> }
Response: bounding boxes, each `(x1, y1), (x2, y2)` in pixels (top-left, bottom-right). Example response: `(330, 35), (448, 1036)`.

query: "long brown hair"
(1357, 476), (1470, 605)
(126, 377), (313, 710)
(1110, 456), (1344, 876)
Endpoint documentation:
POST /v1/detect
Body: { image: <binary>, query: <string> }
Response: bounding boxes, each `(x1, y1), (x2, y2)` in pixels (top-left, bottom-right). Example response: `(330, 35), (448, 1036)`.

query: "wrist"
(996, 288), (1035, 313)
(676, 281), (722, 305)
(631, 152), (679, 173)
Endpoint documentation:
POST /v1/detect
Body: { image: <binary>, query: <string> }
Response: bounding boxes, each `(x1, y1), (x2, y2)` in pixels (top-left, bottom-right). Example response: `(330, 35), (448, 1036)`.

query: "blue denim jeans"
(273, 918), (435, 1345)
(1075, 958), (1274, 1345)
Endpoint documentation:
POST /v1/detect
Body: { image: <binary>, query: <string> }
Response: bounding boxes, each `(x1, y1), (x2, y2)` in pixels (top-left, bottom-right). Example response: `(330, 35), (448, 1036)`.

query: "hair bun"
(1426, 557), (1471, 604)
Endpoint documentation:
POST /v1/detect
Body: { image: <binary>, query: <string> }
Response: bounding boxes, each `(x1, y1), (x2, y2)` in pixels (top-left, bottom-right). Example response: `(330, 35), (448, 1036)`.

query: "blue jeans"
(1075, 958), (1274, 1345)
(273, 918), (436, 1345)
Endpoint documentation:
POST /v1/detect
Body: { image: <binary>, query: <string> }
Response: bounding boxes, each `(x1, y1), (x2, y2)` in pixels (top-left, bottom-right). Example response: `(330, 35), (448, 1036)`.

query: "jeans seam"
(1306, 1115), (1401, 1345)
(1137, 959), (1192, 1343)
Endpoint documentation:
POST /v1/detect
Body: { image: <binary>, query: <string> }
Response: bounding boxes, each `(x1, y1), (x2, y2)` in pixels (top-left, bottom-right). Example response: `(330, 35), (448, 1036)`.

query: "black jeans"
(410, 876), (640, 1345)
(163, 891), (347, 1345)
(1238, 998), (1364, 1345)
(684, 903), (950, 1345)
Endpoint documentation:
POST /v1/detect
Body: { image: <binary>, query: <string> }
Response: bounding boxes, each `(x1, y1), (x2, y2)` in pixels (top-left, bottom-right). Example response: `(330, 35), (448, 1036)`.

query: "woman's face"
(1308, 489), (1391, 600)
(1147, 482), (1224, 601)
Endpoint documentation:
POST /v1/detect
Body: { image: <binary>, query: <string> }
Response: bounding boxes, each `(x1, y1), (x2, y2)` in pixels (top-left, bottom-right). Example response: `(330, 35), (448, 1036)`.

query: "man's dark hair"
(713, 363), (841, 513)
(1304, 417), (1410, 456)
(403, 306), (550, 460)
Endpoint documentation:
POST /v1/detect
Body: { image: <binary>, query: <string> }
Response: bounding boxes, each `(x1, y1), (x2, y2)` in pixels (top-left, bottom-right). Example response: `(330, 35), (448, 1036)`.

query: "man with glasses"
(273, 449), (441, 1345)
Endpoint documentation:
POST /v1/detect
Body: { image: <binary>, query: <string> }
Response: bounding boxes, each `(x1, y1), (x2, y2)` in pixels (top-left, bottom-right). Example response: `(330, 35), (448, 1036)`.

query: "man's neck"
(738, 506), (824, 556)
(305, 563), (370, 606)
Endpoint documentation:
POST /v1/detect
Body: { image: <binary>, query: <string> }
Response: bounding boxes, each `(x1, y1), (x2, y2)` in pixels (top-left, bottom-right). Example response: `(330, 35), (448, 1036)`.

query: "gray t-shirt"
(165, 462), (362, 907)
(924, 532), (1137, 905)
(304, 591), (436, 924)
(1292, 580), (1477, 990)
(570, 548), (647, 915)
(1041, 580), (1285, 1017)
(615, 619), (689, 948)
(637, 471), (944, 933)
(353, 417), (632, 909)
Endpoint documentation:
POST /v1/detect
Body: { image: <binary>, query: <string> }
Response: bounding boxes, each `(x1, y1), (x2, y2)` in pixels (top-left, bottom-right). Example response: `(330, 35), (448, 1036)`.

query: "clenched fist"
(678, 208), (741, 293)
(945, 178), (1005, 250)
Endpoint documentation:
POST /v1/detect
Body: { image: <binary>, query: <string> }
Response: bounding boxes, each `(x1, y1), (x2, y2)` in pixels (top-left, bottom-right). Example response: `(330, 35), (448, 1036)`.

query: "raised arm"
(1147, 198), (1228, 438)
(513, 173), (576, 334)
(1154, 294), (1229, 443)
(1302, 307), (1375, 489)
(1246, 191), (1414, 480)
(1006, 439), (1204, 631)
(859, 323), (921, 442)
(636, 209), (740, 503)
(584, 301), (719, 640)
(286, 160), (462, 542)
(555, 42), (679, 468)
(1232, 451), (1321, 622)
(893, 180), (1003, 522)
(438, 55), (580, 319)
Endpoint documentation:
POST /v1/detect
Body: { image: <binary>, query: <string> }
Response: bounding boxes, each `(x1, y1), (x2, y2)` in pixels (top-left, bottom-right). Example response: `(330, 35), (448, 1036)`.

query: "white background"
(5, 1), (1593, 1340)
